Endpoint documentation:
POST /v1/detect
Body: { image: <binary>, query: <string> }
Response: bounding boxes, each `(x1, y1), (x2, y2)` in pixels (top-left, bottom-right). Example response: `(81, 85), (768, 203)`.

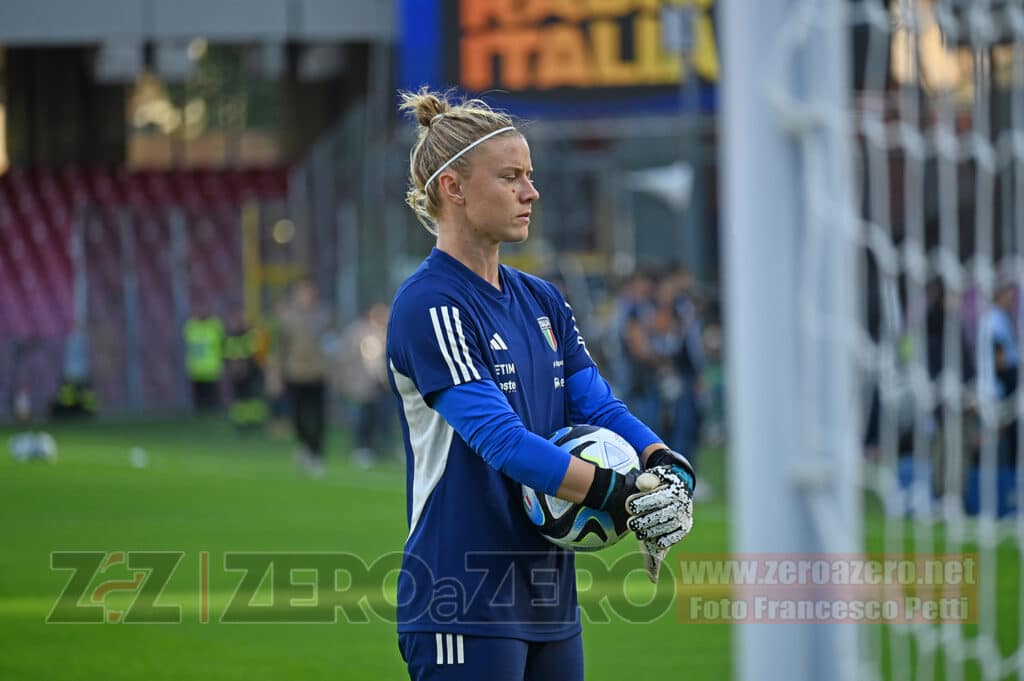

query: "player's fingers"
(650, 527), (688, 550)
(637, 502), (695, 547)
(626, 487), (678, 515)
(678, 510), (693, 535)
(627, 504), (681, 531)
(626, 478), (691, 515)
(632, 518), (683, 541)
(647, 466), (685, 488)
(635, 471), (661, 492)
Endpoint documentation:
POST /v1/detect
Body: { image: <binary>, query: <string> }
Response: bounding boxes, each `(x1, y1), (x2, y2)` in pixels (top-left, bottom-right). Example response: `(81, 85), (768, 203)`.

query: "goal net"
(724, 1), (1023, 679)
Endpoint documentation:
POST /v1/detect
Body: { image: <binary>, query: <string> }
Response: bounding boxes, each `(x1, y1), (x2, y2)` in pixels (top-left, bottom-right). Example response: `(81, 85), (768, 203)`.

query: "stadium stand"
(0, 167), (289, 412)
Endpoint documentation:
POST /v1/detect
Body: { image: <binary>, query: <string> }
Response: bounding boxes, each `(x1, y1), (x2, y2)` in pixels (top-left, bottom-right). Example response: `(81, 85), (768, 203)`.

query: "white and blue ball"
(8, 432), (58, 463)
(522, 425), (639, 551)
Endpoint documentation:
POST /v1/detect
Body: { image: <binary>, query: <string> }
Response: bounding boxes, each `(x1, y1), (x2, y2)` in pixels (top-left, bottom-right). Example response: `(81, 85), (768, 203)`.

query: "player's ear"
(439, 174), (464, 206)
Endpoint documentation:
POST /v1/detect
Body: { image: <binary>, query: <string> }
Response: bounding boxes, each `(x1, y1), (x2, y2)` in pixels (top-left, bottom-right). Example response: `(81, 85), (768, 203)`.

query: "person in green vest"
(224, 311), (267, 431)
(184, 303), (224, 412)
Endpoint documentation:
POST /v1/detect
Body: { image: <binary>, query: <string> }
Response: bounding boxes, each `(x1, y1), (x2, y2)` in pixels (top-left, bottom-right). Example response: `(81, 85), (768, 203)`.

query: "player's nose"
(523, 178), (540, 203)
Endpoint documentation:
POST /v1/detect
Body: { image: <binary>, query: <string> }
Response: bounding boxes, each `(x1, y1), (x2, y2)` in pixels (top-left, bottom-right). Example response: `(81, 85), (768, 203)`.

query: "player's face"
(459, 134), (539, 244)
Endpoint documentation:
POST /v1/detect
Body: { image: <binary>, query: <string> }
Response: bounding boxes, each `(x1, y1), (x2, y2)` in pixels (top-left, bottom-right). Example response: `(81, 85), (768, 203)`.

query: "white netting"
(768, 0), (1024, 679)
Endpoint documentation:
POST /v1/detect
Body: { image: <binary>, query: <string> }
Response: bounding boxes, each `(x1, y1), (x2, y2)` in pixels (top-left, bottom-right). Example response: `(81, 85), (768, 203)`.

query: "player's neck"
(436, 230), (501, 290)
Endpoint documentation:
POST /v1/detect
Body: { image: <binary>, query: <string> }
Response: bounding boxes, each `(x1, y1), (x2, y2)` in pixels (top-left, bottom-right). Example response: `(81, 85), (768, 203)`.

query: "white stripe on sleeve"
(440, 307), (472, 382)
(452, 308), (481, 379)
(429, 307), (461, 385)
(435, 633), (444, 665)
(456, 634), (464, 664)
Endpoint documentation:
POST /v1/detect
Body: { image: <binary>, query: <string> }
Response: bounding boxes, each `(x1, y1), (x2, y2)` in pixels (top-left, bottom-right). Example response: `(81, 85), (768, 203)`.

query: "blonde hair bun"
(399, 88), (450, 129)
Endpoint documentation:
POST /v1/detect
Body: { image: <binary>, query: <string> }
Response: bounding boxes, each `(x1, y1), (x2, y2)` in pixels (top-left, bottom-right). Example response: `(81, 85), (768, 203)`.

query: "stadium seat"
(0, 165), (289, 408)
(59, 166), (91, 207)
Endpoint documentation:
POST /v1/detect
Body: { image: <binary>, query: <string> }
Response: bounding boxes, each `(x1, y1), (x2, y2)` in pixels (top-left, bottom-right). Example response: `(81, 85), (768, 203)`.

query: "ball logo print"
(522, 425), (639, 551)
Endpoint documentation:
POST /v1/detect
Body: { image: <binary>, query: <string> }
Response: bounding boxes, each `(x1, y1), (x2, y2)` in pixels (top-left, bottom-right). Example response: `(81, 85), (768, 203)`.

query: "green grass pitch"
(1, 418), (1019, 679)
(0, 419), (730, 680)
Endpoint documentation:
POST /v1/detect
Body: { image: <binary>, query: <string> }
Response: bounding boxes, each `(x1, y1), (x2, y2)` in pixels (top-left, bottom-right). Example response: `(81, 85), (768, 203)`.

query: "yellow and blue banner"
(399, 0), (719, 118)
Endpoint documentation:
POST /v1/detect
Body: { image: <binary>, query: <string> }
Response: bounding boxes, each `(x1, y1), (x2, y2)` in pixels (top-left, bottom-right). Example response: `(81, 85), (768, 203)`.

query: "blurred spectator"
(262, 299), (290, 437)
(649, 298), (705, 492)
(9, 382), (57, 464)
(13, 384), (33, 425)
(923, 278), (976, 503)
(925, 278), (974, 383)
(617, 270), (657, 426)
(648, 300), (687, 433)
(184, 303), (225, 412)
(334, 303), (393, 468)
(659, 268), (705, 461)
(665, 267), (706, 390)
(701, 324), (725, 445)
(612, 266), (711, 498)
(223, 311), (267, 432)
(277, 279), (332, 477)
(978, 281), (1019, 399)
(977, 280), (1019, 467)
(50, 322), (98, 419)
(63, 321), (90, 384)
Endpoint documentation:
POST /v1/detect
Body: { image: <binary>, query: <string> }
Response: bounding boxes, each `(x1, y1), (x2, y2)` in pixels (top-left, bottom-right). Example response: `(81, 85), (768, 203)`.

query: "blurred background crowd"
(1, 0), (1021, 516)
(7, 249), (726, 495)
(0, 1), (727, 483)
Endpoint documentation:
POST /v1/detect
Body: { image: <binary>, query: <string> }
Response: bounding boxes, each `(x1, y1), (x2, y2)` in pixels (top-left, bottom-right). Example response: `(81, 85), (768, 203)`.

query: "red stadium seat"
(0, 165), (289, 350)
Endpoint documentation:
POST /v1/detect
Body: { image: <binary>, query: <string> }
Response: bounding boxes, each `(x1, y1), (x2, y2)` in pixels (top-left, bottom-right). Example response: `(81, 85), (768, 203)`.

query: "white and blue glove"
(627, 448), (696, 582)
(644, 447), (696, 493)
(581, 447), (695, 582)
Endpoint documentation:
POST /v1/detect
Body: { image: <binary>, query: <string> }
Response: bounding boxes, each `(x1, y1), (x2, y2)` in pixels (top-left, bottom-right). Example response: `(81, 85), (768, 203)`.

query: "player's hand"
(598, 469), (640, 530)
(644, 447), (696, 494)
(586, 447), (696, 549)
(628, 447), (696, 549)
(625, 467), (694, 549)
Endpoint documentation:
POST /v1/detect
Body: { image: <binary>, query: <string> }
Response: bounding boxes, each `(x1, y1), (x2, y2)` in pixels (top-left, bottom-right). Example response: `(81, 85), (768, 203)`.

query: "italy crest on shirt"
(537, 316), (557, 351)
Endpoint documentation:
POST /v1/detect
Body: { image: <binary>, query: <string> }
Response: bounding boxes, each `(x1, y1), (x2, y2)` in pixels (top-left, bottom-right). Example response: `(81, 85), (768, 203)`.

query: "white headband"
(424, 126), (516, 190)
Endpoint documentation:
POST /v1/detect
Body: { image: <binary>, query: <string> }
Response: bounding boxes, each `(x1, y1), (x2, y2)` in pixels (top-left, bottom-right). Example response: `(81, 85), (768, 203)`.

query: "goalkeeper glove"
(644, 447), (696, 494)
(581, 460), (693, 546)
(581, 458), (694, 584)
(629, 448), (697, 583)
(626, 466), (693, 548)
(582, 466), (640, 531)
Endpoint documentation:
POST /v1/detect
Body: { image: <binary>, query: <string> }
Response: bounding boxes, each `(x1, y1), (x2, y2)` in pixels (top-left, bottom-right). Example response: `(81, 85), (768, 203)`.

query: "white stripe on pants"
(435, 634), (465, 665)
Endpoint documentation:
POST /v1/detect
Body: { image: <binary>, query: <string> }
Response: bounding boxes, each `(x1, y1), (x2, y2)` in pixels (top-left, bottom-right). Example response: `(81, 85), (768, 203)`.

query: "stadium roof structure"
(0, 0), (394, 46)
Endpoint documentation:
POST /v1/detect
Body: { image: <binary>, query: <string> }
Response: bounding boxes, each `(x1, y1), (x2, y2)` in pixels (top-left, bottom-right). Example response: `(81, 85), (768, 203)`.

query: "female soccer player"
(386, 88), (696, 681)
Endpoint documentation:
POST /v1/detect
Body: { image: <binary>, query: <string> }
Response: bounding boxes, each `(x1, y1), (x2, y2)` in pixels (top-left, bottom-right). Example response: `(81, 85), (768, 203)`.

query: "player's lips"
(515, 212), (531, 222)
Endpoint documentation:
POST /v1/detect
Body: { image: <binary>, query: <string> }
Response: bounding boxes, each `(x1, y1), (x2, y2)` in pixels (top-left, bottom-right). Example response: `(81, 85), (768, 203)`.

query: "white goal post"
(724, 1), (1024, 680)
(723, 0), (861, 680)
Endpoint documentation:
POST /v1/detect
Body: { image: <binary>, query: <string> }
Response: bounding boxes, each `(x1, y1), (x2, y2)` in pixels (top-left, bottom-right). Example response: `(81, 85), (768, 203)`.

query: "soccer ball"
(522, 425), (639, 551)
(8, 432), (57, 463)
